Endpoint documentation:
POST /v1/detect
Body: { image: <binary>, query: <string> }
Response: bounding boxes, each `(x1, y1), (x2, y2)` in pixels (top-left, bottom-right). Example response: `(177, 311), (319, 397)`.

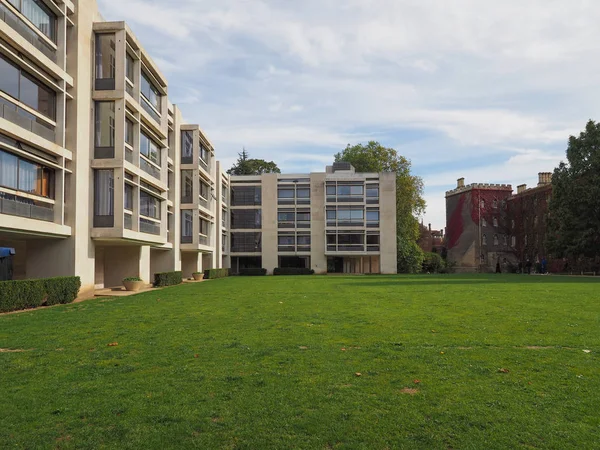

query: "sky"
(98, 0), (600, 229)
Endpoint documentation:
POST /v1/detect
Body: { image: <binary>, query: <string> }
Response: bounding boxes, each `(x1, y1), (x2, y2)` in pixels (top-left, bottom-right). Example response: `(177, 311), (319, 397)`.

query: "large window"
(140, 131), (160, 164)
(231, 209), (261, 229)
(9, 0), (56, 41)
(181, 210), (193, 241)
(140, 191), (160, 219)
(181, 131), (193, 163)
(94, 170), (114, 227)
(141, 71), (161, 113)
(126, 53), (135, 82)
(231, 232), (262, 252)
(0, 53), (55, 119)
(200, 181), (209, 200)
(326, 183), (365, 202)
(125, 118), (134, 146)
(0, 149), (53, 197)
(124, 183), (133, 210)
(95, 34), (115, 89)
(327, 207), (364, 225)
(231, 185), (261, 206)
(94, 101), (115, 151)
(181, 170), (193, 203)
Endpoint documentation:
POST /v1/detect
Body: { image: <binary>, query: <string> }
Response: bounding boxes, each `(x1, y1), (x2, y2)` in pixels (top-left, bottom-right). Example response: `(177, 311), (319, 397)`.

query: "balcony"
(139, 158), (161, 180)
(0, 102), (55, 142)
(139, 218), (160, 235)
(0, 194), (53, 222)
(0, 3), (57, 63)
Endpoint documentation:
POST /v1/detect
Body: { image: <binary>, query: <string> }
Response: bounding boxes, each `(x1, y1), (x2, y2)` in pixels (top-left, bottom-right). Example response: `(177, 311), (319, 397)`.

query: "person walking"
(526, 258), (532, 275)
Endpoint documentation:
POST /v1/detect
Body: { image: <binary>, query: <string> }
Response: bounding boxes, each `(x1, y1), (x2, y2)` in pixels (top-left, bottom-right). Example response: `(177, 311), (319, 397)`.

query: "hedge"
(0, 276), (81, 313)
(153, 271), (183, 287)
(239, 268), (267, 276)
(203, 268), (230, 279)
(273, 268), (315, 276)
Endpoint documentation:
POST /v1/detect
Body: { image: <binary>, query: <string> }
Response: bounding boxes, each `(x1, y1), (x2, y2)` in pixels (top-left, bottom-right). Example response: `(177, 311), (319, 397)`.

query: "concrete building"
(445, 173), (554, 272)
(0, 0), (226, 296)
(229, 162), (398, 275)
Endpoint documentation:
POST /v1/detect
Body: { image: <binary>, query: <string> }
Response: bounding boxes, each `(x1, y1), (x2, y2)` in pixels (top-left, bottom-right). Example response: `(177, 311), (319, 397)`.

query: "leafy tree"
(335, 141), (426, 273)
(547, 120), (600, 260)
(227, 149), (281, 175)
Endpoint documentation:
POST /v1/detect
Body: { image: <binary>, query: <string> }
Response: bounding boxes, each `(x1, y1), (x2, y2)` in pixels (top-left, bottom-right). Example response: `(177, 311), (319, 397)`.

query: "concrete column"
(261, 174), (278, 274)
(310, 173), (327, 274)
(379, 172), (397, 274)
(139, 245), (151, 283)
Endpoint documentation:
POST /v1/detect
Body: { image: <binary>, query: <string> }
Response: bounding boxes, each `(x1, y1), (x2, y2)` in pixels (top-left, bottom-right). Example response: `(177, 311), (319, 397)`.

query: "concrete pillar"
(261, 174), (278, 274)
(310, 173), (327, 274)
(139, 245), (151, 283)
(379, 172), (397, 274)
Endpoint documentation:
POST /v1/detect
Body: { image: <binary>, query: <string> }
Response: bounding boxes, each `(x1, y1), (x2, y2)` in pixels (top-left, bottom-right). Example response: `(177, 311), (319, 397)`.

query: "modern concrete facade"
(229, 163), (397, 275)
(0, 0), (226, 296)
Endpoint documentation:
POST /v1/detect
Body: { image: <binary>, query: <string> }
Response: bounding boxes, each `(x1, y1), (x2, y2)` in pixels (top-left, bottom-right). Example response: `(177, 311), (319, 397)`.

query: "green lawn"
(1, 275), (599, 449)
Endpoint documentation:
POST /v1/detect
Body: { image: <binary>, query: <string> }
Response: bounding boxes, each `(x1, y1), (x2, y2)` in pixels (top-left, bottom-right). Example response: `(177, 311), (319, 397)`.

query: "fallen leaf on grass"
(400, 388), (419, 395)
(413, 379), (421, 384)
(355, 372), (362, 377)
(107, 342), (119, 347)
(194, 354), (199, 358)
(341, 348), (347, 351)
(583, 350), (591, 353)
(299, 346), (308, 350)
(440, 351), (445, 355)
(498, 368), (510, 373)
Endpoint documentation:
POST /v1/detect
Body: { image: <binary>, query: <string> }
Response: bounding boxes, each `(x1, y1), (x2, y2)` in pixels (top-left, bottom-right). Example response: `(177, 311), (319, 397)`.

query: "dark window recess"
(231, 232), (262, 252)
(94, 101), (115, 159)
(94, 33), (115, 90)
(181, 130), (193, 164)
(93, 169), (114, 227)
(231, 186), (261, 206)
(0, 148), (54, 198)
(231, 209), (261, 229)
(230, 256), (262, 274)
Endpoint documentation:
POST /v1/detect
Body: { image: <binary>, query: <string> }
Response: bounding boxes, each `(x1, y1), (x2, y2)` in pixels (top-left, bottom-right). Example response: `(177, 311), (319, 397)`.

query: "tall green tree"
(547, 120), (600, 260)
(335, 141), (426, 273)
(227, 149), (281, 175)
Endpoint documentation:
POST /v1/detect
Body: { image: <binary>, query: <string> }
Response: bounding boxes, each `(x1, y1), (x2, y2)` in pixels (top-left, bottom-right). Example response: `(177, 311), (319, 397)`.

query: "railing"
(141, 97), (161, 124)
(0, 103), (55, 142)
(124, 213), (132, 230)
(0, 3), (57, 63)
(0, 195), (53, 222)
(139, 218), (160, 235)
(139, 158), (161, 180)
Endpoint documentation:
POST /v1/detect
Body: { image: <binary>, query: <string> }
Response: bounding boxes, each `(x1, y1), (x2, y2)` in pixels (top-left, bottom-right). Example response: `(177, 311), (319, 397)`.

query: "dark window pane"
(181, 170), (193, 202)
(0, 150), (18, 189)
(125, 119), (134, 146)
(18, 158), (37, 193)
(141, 72), (161, 112)
(95, 34), (116, 80)
(140, 190), (161, 219)
(22, 0), (56, 41)
(19, 73), (55, 119)
(181, 210), (193, 237)
(181, 131), (193, 160)
(297, 188), (310, 198)
(126, 53), (134, 81)
(124, 183), (133, 210)
(94, 170), (114, 216)
(140, 131), (160, 164)
(95, 102), (115, 148)
(278, 189), (294, 198)
(0, 56), (19, 98)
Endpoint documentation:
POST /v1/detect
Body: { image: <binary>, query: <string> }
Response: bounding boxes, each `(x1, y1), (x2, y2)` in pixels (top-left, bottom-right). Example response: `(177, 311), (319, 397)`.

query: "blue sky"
(98, 0), (600, 229)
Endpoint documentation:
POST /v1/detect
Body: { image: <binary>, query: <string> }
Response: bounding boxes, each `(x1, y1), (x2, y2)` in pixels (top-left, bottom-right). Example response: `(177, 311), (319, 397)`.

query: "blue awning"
(0, 248), (16, 257)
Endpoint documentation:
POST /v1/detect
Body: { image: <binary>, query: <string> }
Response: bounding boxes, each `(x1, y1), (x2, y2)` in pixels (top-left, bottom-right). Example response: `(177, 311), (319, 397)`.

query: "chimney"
(428, 223), (431, 232)
(457, 178), (465, 188)
(517, 184), (527, 194)
(538, 172), (552, 186)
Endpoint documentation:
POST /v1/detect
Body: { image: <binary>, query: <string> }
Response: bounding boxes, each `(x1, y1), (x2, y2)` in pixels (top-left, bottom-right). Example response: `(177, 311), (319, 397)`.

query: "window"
(278, 235), (294, 246)
(140, 131), (160, 164)
(95, 102), (115, 148)
(297, 188), (310, 198)
(337, 208), (363, 222)
(231, 232), (262, 252)
(126, 53), (135, 81)
(94, 170), (114, 222)
(231, 186), (261, 206)
(0, 54), (55, 119)
(493, 217), (498, 227)
(480, 199), (485, 209)
(181, 131), (193, 162)
(95, 34), (115, 82)
(181, 170), (193, 203)
(0, 149), (53, 197)
(493, 234), (499, 246)
(534, 215), (538, 226)
(10, 0), (56, 41)
(367, 234), (380, 246)
(231, 209), (261, 229)
(278, 189), (294, 198)
(140, 191), (160, 219)
(278, 211), (295, 222)
(296, 211), (311, 223)
(297, 235), (311, 246)
(366, 186), (379, 198)
(124, 183), (133, 210)
(199, 218), (210, 236)
(482, 234), (487, 246)
(524, 235), (528, 246)
(493, 199), (498, 209)
(511, 219), (515, 229)
(125, 118), (134, 146)
(366, 210), (379, 222)
(511, 236), (516, 247)
(326, 185), (336, 196)
(482, 218), (487, 227)
(181, 210), (193, 238)
(503, 234), (508, 246)
(141, 71), (161, 113)
(200, 144), (209, 163)
(200, 181), (209, 200)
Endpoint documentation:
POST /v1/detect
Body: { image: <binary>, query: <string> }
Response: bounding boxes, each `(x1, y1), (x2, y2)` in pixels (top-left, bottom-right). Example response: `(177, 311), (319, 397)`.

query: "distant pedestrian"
(496, 261), (501, 273)
(526, 259), (532, 275)
(541, 257), (547, 274)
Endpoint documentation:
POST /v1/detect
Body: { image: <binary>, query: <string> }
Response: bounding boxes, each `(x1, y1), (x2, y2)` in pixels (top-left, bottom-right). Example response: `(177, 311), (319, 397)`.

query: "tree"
(335, 141), (426, 273)
(227, 149), (281, 175)
(547, 120), (600, 262)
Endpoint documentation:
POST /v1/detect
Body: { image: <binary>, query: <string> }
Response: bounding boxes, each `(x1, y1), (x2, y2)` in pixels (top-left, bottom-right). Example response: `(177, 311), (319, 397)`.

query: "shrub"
(0, 276), (80, 313)
(43, 277), (81, 306)
(273, 268), (315, 276)
(239, 268), (267, 276)
(422, 252), (444, 274)
(203, 268), (230, 279)
(153, 271), (182, 287)
(123, 277), (142, 282)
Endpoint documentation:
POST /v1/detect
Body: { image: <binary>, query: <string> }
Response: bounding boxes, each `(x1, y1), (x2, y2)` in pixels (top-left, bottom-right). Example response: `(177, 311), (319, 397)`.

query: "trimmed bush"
(203, 268), (230, 280)
(273, 268), (315, 276)
(0, 276), (81, 313)
(43, 277), (81, 306)
(239, 268), (267, 276)
(153, 271), (183, 287)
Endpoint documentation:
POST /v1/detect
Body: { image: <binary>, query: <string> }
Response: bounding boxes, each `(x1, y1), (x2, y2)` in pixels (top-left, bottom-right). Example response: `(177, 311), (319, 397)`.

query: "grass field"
(1, 274), (599, 449)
